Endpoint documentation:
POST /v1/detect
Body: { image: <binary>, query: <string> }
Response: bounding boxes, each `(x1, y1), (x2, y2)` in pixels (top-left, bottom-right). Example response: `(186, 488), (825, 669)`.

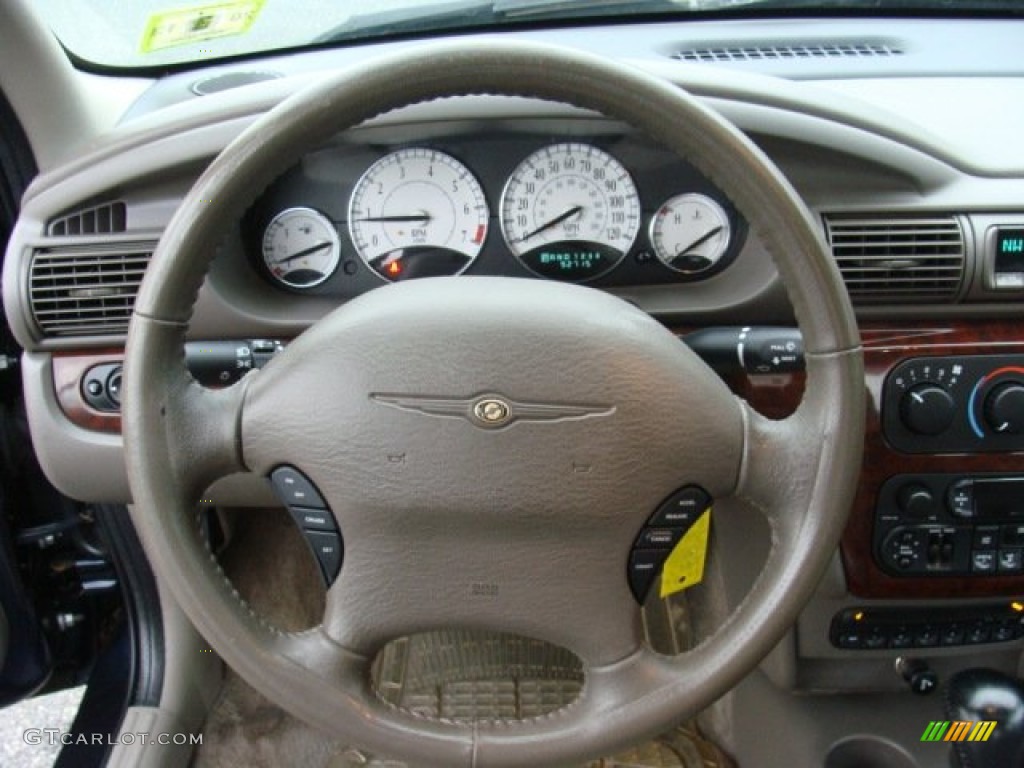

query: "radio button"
(999, 549), (1024, 573)
(971, 550), (997, 573)
(947, 480), (974, 519)
(897, 484), (935, 519)
(974, 526), (1000, 549)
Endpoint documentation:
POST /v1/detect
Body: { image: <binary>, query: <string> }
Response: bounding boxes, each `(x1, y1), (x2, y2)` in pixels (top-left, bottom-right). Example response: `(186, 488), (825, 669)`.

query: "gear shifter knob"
(946, 668), (1024, 768)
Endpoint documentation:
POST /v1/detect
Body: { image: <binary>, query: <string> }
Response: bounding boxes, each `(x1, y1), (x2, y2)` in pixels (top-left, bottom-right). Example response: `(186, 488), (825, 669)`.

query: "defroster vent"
(29, 242), (155, 337)
(671, 41), (903, 64)
(824, 214), (966, 304)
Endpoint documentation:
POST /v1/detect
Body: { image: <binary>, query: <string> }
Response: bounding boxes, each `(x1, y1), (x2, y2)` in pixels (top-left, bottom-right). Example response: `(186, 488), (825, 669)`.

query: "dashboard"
(4, 15), (1024, 679)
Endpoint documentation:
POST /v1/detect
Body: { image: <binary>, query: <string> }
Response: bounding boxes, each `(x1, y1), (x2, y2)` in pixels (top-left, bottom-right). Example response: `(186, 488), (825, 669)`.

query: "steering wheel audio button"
(649, 485), (710, 527)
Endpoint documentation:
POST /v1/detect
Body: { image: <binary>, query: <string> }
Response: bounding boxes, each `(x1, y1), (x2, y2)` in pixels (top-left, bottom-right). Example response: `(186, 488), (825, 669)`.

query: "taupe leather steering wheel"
(123, 41), (864, 767)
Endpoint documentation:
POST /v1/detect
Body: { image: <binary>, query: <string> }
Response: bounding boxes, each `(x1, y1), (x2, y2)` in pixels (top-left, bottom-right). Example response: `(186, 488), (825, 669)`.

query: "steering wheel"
(123, 41), (863, 767)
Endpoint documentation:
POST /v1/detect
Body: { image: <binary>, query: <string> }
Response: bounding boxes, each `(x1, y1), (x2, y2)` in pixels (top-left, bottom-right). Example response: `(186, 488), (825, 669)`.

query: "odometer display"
(500, 143), (640, 282)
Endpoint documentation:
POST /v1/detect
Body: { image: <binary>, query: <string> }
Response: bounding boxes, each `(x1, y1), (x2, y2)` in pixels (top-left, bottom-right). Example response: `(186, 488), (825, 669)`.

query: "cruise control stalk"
(682, 327), (804, 375)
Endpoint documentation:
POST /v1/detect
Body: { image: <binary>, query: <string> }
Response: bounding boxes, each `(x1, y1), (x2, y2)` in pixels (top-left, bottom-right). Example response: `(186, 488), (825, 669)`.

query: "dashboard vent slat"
(672, 41), (904, 64)
(824, 214), (966, 304)
(29, 242), (156, 337)
(47, 201), (127, 237)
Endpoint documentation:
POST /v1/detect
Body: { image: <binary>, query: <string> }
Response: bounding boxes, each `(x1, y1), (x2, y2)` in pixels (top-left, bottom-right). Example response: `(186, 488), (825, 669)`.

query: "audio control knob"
(897, 484), (934, 519)
(899, 384), (956, 436)
(984, 381), (1024, 435)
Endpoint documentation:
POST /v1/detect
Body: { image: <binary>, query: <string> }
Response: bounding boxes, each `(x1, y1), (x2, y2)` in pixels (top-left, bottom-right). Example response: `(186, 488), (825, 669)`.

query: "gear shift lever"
(945, 668), (1024, 767)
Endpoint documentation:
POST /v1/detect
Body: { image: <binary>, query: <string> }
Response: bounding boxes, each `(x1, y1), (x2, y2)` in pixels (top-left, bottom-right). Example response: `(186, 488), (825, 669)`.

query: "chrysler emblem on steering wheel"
(473, 397), (512, 426)
(370, 392), (614, 429)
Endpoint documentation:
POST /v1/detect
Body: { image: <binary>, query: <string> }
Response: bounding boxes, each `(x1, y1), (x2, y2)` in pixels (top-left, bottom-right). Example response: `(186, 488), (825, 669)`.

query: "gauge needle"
(517, 205), (583, 243)
(673, 226), (724, 260)
(354, 212), (432, 223)
(275, 241), (333, 265)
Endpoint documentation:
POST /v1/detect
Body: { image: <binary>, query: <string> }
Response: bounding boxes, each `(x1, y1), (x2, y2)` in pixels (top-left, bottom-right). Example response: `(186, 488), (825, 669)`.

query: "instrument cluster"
(243, 129), (746, 296)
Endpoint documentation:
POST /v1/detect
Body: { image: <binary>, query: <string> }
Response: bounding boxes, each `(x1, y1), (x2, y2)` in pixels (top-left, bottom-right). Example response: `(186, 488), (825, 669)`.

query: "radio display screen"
(974, 477), (1024, 519)
(996, 228), (1024, 274)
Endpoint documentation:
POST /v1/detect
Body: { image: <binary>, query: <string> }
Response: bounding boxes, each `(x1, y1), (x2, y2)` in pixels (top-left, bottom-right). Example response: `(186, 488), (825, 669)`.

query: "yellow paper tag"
(659, 508), (710, 598)
(141, 0), (265, 53)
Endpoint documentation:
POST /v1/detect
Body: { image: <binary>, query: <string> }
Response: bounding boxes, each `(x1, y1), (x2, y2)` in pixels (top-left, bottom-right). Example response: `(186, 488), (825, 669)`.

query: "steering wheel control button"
(628, 550), (667, 603)
(290, 507), (336, 532)
(637, 528), (682, 549)
(649, 486), (710, 528)
(270, 466), (326, 509)
(268, 466), (343, 585)
(305, 531), (343, 583)
(628, 485), (714, 603)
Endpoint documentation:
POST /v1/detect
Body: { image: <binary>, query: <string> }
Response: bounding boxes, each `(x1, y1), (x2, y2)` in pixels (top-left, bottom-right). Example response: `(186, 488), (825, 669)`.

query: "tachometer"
(348, 148), (488, 281)
(500, 143), (640, 281)
(261, 207), (341, 290)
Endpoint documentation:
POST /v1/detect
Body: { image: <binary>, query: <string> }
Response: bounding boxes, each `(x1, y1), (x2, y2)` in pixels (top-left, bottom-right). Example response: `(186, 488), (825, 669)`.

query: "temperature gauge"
(649, 194), (731, 275)
(261, 207), (341, 290)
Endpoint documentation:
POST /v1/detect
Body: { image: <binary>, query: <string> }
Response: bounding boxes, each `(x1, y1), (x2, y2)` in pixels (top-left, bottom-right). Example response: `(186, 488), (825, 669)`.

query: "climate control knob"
(899, 384), (956, 436)
(984, 381), (1024, 435)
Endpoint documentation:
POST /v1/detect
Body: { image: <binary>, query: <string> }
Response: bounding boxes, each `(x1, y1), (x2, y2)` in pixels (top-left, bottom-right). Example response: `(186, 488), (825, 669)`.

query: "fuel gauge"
(261, 207), (341, 290)
(649, 194), (731, 276)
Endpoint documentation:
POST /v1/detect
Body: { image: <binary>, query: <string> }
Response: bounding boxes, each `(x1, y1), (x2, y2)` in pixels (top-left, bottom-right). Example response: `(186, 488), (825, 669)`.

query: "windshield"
(38, 0), (1024, 71)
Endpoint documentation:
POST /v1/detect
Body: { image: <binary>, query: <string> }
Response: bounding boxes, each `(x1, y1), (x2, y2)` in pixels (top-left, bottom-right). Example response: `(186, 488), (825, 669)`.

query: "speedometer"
(500, 143), (640, 282)
(348, 148), (488, 282)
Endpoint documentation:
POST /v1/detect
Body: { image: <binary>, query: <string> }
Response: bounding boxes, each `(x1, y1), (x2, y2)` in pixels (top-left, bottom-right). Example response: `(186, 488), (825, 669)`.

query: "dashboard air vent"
(824, 214), (966, 304)
(29, 242), (155, 337)
(672, 41), (903, 63)
(47, 201), (127, 236)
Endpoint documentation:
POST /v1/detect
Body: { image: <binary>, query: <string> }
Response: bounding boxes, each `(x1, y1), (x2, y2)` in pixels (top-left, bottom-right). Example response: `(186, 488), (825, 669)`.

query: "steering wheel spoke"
(735, 352), (865, 540)
(317, 524), (650, 667)
(123, 316), (248, 504)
